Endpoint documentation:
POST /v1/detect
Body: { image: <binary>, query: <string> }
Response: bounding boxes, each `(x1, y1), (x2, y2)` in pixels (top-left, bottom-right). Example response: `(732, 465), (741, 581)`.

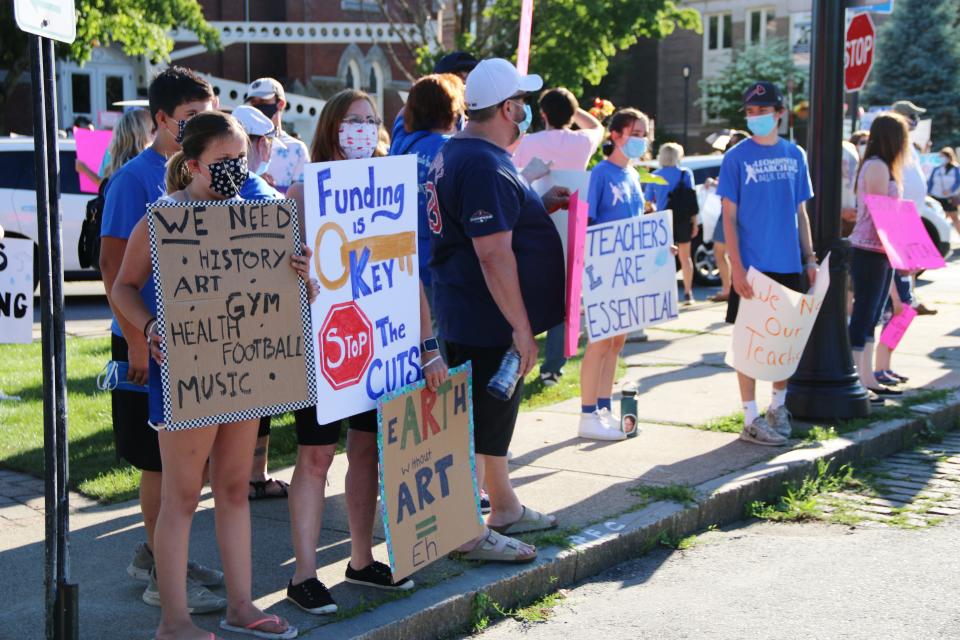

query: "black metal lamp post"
(786, 0), (871, 420)
(681, 64), (692, 149)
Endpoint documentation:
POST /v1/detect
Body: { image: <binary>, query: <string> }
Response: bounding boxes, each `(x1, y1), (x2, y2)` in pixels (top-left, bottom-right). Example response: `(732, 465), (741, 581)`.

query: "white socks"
(769, 388), (787, 411)
(743, 401), (759, 426)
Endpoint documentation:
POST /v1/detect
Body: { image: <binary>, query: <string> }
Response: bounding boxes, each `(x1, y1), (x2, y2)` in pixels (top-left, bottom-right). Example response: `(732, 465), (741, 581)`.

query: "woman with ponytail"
(112, 111), (316, 640)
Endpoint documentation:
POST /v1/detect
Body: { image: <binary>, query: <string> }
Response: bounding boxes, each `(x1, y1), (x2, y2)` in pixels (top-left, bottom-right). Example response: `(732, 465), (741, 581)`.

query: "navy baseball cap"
(434, 51), (479, 74)
(742, 81), (784, 109)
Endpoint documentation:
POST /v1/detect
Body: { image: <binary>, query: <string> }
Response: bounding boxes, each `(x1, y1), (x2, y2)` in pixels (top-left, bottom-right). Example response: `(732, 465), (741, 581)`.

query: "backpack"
(666, 171), (699, 220)
(77, 177), (108, 270)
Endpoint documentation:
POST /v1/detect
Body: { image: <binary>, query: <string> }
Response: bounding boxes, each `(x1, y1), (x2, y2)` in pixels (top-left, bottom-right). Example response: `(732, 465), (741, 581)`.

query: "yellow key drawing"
(314, 221), (416, 291)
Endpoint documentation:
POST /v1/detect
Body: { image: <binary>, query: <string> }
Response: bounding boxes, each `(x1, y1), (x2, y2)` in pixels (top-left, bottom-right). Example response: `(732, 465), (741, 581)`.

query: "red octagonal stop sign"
(845, 13), (875, 93)
(318, 301), (374, 390)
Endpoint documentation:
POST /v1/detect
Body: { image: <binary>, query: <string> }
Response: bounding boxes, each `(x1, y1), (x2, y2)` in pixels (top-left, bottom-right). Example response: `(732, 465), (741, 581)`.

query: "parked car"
(0, 136), (100, 288)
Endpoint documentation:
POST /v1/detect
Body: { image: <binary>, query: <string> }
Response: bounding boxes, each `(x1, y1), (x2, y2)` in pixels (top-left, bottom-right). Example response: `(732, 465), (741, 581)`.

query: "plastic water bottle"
(620, 383), (639, 438)
(487, 348), (522, 400)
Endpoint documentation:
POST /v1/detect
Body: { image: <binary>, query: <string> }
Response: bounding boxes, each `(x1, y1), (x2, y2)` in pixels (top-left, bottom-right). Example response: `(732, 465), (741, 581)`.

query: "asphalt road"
(475, 516), (960, 640)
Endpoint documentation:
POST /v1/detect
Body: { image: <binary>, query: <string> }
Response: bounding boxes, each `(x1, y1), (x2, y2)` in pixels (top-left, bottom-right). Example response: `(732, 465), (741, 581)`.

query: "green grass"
(628, 483), (697, 505)
(519, 332), (627, 411)
(747, 459), (854, 522)
(698, 411), (745, 434)
(0, 338), (307, 502)
(803, 425), (839, 442)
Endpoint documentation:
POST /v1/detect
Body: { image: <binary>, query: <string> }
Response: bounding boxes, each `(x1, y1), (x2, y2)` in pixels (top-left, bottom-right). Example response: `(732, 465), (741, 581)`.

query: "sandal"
(708, 293), (729, 302)
(488, 506), (557, 536)
(449, 529), (537, 564)
(249, 479), (289, 500)
(220, 615), (297, 639)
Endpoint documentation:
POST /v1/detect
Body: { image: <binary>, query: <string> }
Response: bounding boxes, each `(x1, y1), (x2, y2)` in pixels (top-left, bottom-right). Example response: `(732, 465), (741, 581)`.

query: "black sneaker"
(287, 577), (338, 614)
(344, 561), (414, 591)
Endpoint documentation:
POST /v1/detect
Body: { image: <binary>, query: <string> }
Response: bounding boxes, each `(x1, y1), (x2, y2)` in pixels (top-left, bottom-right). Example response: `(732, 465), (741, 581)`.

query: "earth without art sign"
(377, 364), (485, 579)
(148, 199), (315, 430)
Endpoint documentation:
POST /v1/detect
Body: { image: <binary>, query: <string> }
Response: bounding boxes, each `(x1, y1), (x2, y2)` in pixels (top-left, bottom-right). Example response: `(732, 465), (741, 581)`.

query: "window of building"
(344, 60), (362, 90)
(105, 75), (124, 111)
(706, 13), (732, 51)
(71, 73), (91, 114)
(747, 8), (776, 46)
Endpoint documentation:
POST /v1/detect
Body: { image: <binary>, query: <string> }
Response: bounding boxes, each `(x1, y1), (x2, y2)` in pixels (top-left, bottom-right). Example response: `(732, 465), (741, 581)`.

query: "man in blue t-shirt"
(718, 81), (817, 447)
(427, 58), (568, 563)
(99, 66), (224, 610)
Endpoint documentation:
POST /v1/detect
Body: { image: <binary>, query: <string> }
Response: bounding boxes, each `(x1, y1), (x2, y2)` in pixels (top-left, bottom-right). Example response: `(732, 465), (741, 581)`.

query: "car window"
(0, 151), (31, 189)
(692, 165), (721, 185)
(13, 149), (82, 195)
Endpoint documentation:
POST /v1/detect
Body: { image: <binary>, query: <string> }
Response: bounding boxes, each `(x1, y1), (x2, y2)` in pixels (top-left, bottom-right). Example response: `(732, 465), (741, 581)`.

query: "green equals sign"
(415, 515), (437, 539)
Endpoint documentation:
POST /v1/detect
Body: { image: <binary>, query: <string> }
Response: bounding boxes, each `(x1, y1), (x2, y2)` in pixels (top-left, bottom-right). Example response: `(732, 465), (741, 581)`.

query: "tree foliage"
(863, 0), (960, 147)
(377, 0), (700, 96)
(0, 0), (220, 133)
(699, 39), (808, 130)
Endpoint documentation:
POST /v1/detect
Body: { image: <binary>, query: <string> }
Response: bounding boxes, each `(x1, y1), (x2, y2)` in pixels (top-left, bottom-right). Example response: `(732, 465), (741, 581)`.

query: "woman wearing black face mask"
(112, 111), (319, 640)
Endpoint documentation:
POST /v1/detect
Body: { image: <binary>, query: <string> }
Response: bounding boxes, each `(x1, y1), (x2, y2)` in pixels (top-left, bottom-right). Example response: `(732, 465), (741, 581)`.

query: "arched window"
(345, 60), (362, 90)
(368, 61), (384, 115)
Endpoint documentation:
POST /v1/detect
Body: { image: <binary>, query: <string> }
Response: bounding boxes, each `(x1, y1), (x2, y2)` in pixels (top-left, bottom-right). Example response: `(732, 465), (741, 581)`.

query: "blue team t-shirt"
(390, 128), (450, 287)
(240, 171), (283, 200)
(643, 165), (695, 210)
(716, 138), (813, 273)
(587, 160), (645, 224)
(427, 136), (564, 348)
(100, 147), (167, 336)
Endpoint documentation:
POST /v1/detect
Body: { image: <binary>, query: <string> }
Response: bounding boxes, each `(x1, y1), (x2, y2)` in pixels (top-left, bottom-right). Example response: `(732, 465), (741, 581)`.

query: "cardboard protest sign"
(73, 128), (112, 193)
(303, 156), (419, 423)
(0, 237), (34, 344)
(147, 199), (314, 430)
(880, 305), (917, 351)
(532, 170), (590, 264)
(565, 191), (587, 358)
(864, 195), (946, 271)
(377, 364), (484, 579)
(582, 210), (679, 342)
(725, 254), (831, 381)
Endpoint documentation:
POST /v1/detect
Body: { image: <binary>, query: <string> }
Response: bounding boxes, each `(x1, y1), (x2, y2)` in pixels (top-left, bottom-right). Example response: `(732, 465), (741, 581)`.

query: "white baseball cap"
(244, 77), (285, 102)
(232, 105), (279, 137)
(465, 58), (543, 111)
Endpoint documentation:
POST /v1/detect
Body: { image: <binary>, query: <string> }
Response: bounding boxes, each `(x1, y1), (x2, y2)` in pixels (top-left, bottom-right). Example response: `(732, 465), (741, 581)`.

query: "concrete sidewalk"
(2, 260), (959, 639)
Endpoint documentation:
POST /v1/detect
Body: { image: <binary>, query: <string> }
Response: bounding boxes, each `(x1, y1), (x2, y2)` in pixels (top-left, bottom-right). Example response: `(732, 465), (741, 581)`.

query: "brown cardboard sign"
(147, 199), (315, 430)
(377, 364), (484, 579)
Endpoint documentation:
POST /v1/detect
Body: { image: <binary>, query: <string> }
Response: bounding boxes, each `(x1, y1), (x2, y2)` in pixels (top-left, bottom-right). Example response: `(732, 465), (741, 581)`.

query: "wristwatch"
(421, 337), (440, 353)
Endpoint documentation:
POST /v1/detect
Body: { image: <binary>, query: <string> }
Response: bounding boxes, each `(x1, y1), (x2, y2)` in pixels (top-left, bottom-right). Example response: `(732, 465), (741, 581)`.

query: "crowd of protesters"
(84, 48), (953, 638)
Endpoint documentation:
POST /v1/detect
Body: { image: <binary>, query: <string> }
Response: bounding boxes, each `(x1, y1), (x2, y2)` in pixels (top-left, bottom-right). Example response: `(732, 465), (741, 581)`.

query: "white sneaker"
(739, 416), (788, 446)
(765, 406), (792, 439)
(596, 407), (621, 429)
(579, 411), (626, 441)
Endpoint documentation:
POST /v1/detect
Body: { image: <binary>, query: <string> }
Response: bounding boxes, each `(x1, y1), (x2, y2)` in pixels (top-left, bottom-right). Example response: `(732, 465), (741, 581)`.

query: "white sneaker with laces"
(579, 411), (626, 441)
(596, 407), (621, 430)
(765, 406), (793, 438)
(739, 416), (788, 446)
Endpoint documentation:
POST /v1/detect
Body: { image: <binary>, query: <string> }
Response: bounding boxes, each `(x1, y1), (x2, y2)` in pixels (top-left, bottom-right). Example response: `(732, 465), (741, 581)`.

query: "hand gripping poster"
(303, 156), (420, 423)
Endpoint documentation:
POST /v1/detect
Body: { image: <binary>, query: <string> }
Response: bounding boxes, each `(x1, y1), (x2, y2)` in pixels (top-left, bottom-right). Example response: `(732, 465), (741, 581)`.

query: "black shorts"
(110, 334), (162, 472)
(726, 271), (805, 324)
(933, 196), (958, 214)
(259, 407), (376, 447)
(445, 341), (523, 457)
(673, 210), (694, 243)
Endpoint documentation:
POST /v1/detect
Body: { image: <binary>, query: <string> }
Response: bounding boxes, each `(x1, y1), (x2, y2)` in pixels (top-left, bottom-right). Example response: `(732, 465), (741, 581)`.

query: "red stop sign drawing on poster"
(319, 301), (374, 390)
(845, 12), (875, 93)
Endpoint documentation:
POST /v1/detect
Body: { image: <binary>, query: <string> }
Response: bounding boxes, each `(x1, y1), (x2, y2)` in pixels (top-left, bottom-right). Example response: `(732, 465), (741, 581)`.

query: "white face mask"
(338, 122), (379, 160)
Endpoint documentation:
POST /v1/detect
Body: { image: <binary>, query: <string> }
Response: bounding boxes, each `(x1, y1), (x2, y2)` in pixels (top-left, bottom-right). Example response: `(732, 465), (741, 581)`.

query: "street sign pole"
(786, 0), (871, 420)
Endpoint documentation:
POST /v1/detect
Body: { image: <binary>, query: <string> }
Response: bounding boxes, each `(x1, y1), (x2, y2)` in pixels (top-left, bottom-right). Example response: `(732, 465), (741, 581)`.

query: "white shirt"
(267, 130), (309, 193)
(902, 147), (927, 210)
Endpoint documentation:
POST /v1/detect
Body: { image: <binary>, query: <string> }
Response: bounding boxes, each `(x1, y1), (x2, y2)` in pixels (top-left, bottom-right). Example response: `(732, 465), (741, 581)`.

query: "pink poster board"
(74, 128), (112, 194)
(864, 195), (946, 270)
(564, 191), (587, 358)
(516, 0), (534, 75)
(880, 306), (917, 350)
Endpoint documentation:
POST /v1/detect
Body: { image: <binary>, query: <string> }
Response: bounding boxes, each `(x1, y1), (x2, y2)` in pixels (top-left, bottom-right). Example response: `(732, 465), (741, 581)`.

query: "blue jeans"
(541, 322), (566, 375)
(849, 248), (893, 350)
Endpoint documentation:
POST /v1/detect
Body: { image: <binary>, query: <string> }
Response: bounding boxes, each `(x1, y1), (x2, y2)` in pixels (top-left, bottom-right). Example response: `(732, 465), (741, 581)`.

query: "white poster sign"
(582, 210), (678, 342)
(303, 156), (420, 423)
(725, 254), (831, 381)
(0, 238), (34, 344)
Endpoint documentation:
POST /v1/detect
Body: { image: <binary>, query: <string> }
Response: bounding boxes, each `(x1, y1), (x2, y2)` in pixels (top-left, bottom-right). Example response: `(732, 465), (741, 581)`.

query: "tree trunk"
(0, 52), (30, 135)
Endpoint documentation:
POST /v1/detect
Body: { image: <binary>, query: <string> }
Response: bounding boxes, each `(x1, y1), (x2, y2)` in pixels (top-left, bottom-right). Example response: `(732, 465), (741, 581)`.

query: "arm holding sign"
(798, 202), (817, 286)
(419, 281), (448, 392)
(110, 219), (164, 364)
(722, 198), (753, 299)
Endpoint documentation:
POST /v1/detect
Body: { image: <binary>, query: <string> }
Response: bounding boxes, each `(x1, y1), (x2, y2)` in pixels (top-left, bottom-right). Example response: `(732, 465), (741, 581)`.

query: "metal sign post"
(16, 1), (79, 638)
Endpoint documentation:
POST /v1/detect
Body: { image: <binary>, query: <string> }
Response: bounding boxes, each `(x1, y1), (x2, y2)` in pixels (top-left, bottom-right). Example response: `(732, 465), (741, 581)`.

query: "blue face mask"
(623, 137), (648, 159)
(514, 103), (533, 136)
(746, 113), (778, 137)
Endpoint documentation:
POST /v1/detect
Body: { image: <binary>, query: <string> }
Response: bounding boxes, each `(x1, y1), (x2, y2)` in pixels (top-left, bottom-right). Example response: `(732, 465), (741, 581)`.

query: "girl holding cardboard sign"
(113, 111), (317, 640)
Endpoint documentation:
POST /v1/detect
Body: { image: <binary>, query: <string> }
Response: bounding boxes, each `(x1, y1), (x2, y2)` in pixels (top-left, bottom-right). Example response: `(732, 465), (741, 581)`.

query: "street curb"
(312, 392), (960, 640)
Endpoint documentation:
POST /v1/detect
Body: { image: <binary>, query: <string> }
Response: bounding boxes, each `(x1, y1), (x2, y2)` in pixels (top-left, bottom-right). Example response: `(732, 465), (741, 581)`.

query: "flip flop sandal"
(220, 615), (297, 639)
(449, 530), (537, 564)
(249, 479), (289, 500)
(488, 506), (558, 536)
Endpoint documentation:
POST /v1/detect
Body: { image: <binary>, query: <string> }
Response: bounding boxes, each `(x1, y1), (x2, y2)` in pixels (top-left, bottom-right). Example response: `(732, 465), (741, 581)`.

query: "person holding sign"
(848, 112), (912, 397)
(719, 81), (816, 445)
(112, 112), (314, 640)
(578, 108), (652, 442)
(428, 58), (568, 562)
(98, 67), (223, 612)
(281, 90), (448, 614)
